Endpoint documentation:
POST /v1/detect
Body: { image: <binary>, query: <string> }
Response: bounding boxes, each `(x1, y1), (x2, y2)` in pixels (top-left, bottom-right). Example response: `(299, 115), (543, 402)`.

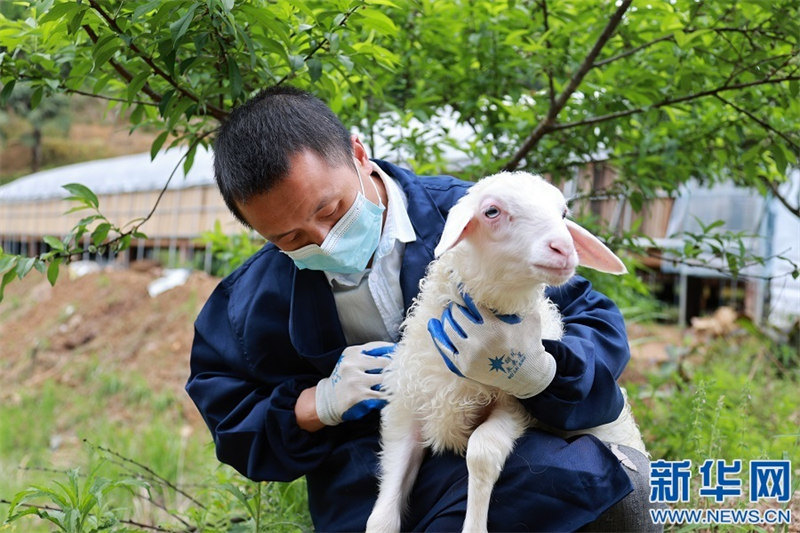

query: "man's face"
(236, 148), (381, 251)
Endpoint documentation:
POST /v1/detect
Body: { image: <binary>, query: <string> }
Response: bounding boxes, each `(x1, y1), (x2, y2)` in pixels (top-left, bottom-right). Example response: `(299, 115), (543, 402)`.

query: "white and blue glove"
(315, 341), (395, 426)
(427, 292), (556, 399)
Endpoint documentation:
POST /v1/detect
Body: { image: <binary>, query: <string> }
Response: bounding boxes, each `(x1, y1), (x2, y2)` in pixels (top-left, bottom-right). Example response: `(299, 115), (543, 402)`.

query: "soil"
(0, 266), (681, 414)
(0, 264), (219, 428)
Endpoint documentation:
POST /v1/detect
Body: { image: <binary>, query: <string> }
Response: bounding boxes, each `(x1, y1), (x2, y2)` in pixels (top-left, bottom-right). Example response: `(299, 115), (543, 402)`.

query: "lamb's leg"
(366, 414), (425, 533)
(463, 399), (527, 533)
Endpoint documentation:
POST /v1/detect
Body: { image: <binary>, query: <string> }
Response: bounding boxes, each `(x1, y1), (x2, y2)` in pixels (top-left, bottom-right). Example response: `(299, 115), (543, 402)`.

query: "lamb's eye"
(561, 208), (568, 219)
(484, 205), (500, 219)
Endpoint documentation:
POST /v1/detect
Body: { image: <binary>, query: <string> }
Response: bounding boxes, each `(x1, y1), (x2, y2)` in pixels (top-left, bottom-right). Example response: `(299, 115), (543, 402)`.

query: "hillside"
(0, 265), (218, 438)
(0, 264), (672, 438)
(0, 263), (680, 439)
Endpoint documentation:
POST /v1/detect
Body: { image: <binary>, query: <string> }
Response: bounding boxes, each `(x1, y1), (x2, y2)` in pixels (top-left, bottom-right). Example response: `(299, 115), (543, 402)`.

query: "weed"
(628, 328), (800, 526)
(4, 463), (147, 533)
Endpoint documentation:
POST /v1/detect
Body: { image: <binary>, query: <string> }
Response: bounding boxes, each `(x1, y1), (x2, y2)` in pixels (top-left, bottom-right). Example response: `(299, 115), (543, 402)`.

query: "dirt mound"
(0, 265), (219, 424)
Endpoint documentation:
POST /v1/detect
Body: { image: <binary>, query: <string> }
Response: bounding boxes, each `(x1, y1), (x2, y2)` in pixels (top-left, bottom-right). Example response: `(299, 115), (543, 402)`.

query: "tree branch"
(132, 132), (216, 237)
(85, 0), (228, 121)
(642, 249), (796, 282)
(81, 24), (163, 105)
(714, 95), (800, 152)
(547, 74), (800, 133)
(593, 34), (674, 68)
(67, 88), (158, 107)
(759, 175), (800, 218)
(539, 0), (556, 109)
(10, 73), (158, 107)
(503, 0), (633, 171)
(84, 439), (207, 511)
(275, 3), (362, 87)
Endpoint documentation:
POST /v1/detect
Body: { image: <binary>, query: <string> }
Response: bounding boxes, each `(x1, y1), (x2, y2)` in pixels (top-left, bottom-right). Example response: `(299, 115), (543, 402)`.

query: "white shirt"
(325, 162), (416, 344)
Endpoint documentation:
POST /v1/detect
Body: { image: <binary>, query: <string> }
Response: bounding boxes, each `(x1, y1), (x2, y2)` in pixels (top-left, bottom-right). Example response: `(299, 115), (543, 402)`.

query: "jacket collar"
(372, 159), (446, 312)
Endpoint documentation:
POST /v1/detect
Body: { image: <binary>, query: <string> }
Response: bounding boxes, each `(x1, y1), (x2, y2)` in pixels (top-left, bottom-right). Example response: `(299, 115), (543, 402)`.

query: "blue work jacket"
(186, 160), (633, 532)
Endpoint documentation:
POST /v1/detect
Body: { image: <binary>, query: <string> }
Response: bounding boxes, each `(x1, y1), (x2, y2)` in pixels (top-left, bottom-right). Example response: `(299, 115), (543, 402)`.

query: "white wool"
(366, 172), (644, 533)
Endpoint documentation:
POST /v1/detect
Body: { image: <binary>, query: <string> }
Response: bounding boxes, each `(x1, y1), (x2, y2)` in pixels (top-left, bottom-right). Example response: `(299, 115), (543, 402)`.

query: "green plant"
(0, 183), (148, 301)
(196, 220), (266, 277)
(629, 331), (800, 468)
(4, 464), (147, 533)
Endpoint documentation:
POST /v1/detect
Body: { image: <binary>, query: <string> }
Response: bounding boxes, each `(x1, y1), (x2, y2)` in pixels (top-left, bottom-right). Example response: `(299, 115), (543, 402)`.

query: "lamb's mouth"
(531, 263), (576, 280)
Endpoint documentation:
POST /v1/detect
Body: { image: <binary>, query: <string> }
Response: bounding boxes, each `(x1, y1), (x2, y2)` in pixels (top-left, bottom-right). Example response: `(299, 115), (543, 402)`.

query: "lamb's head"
(434, 172), (627, 311)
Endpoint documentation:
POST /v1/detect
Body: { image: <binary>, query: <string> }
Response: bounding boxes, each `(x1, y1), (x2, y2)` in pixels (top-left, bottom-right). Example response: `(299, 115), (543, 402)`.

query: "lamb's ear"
(565, 219), (628, 274)
(434, 201), (476, 258)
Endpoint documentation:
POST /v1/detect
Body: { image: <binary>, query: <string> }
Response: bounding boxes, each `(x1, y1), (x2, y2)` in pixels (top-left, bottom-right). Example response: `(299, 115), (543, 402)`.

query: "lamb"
(365, 171), (646, 533)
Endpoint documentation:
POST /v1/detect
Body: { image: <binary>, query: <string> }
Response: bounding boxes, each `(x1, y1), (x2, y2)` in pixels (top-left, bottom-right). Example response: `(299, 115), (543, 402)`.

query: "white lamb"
(365, 171), (646, 533)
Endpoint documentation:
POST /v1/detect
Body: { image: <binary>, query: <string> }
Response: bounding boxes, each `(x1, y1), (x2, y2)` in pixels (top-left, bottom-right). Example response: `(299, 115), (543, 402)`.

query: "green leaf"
(151, 131), (170, 159)
(366, 0), (400, 7)
(31, 86), (43, 109)
(170, 3), (199, 45)
(702, 219), (726, 233)
(0, 79), (16, 105)
(127, 70), (151, 102)
(91, 223), (112, 247)
(773, 146), (788, 174)
(130, 104), (145, 125)
(0, 254), (18, 276)
(66, 8), (87, 35)
(47, 258), (61, 286)
(227, 56), (243, 100)
(116, 234), (133, 252)
(15, 256), (36, 279)
(289, 54), (304, 71)
(64, 205), (94, 215)
(308, 57), (323, 82)
(157, 38), (177, 75)
(92, 35), (120, 67)
(158, 89), (175, 116)
(132, 0), (163, 20)
(183, 144), (198, 174)
(63, 183), (99, 209)
(355, 9), (398, 35)
(0, 269), (16, 302)
(43, 235), (66, 252)
(39, 2), (80, 23)
(78, 216), (104, 228)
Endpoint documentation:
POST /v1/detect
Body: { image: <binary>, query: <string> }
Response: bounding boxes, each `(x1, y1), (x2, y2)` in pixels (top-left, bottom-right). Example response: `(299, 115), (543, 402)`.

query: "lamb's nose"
(548, 239), (572, 258)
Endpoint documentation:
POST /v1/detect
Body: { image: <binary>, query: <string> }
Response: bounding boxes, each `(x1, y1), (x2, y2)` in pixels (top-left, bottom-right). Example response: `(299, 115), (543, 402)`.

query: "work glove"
(427, 291), (556, 399)
(315, 341), (395, 426)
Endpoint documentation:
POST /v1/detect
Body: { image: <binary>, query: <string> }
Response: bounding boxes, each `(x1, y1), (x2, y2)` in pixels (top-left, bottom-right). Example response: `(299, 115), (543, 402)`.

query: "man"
(186, 86), (657, 531)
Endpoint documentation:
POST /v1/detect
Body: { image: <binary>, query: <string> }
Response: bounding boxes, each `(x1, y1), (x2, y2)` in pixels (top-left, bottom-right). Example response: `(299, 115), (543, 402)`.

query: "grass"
(0, 362), (313, 532)
(630, 331), (800, 465)
(627, 325), (800, 531)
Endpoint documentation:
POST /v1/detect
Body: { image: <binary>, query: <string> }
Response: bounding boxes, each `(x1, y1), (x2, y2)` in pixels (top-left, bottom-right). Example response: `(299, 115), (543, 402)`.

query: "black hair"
(213, 85), (353, 227)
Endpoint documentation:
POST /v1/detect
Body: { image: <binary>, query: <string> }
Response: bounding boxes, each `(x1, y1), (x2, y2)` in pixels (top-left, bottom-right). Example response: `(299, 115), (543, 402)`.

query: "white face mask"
(283, 162), (385, 274)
